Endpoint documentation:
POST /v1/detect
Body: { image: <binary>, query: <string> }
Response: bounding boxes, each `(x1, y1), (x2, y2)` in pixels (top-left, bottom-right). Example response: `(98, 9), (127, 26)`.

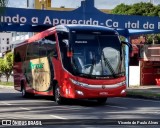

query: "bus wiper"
(89, 52), (96, 75)
(101, 51), (116, 78)
(71, 57), (79, 75)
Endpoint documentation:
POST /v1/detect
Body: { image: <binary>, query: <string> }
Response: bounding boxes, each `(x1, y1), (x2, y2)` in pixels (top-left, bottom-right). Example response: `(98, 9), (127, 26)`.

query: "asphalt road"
(0, 87), (160, 128)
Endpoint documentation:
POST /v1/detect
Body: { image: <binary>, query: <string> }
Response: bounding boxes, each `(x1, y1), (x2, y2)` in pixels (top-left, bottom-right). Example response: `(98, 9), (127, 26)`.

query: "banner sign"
(0, 0), (160, 33)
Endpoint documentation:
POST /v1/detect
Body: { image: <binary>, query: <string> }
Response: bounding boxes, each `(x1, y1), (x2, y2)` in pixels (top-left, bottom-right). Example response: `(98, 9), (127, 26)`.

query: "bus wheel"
(21, 85), (33, 98)
(97, 98), (107, 105)
(55, 84), (64, 105)
(21, 86), (28, 98)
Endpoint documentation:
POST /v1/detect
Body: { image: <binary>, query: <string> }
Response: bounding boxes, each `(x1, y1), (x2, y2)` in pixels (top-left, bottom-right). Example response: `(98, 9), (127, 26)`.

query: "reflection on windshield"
(72, 34), (124, 77)
(59, 32), (125, 78)
(73, 47), (120, 75)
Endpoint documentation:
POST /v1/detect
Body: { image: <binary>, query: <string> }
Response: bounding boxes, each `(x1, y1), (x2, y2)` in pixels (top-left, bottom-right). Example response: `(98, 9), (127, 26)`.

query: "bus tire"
(54, 84), (64, 105)
(21, 84), (34, 98)
(21, 85), (28, 98)
(97, 98), (107, 105)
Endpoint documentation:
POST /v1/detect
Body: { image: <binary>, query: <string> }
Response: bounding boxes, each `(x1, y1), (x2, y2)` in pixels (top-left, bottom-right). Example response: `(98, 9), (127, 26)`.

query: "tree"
(0, 0), (8, 14)
(0, 58), (4, 82)
(1, 52), (13, 82)
(112, 2), (160, 44)
(0, 0), (8, 26)
(112, 2), (158, 16)
(112, 2), (160, 18)
(111, 4), (131, 15)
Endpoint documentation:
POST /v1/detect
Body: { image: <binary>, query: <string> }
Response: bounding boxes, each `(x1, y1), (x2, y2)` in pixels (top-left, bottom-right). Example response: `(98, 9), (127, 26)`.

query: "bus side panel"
(13, 62), (23, 91)
(13, 44), (27, 91)
(52, 57), (61, 83)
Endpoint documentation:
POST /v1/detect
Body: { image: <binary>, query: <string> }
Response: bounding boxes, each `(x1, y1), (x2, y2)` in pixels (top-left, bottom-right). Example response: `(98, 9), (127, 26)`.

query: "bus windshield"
(59, 32), (125, 78)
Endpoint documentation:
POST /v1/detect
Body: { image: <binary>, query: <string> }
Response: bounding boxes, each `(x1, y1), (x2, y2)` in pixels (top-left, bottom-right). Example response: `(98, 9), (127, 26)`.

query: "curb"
(126, 91), (160, 100)
(127, 94), (160, 100)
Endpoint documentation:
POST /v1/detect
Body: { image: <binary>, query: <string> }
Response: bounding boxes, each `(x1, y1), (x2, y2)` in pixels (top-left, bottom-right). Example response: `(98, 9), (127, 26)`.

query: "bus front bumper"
(73, 85), (126, 99)
(64, 79), (126, 99)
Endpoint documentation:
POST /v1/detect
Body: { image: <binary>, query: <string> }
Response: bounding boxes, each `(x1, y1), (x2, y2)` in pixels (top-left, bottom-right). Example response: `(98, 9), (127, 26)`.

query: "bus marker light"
(66, 89), (69, 94)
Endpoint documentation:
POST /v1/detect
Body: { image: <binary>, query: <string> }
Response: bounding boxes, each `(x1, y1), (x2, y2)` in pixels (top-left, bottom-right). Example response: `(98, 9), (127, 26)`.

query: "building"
(34, 0), (111, 13)
(0, 32), (30, 57)
(12, 32), (30, 48)
(0, 33), (12, 57)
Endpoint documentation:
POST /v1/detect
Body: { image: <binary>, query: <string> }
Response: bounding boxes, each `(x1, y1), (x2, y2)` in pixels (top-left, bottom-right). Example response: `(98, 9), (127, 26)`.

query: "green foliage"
(119, 36), (126, 42)
(147, 35), (153, 44)
(0, 58), (4, 82)
(0, 81), (13, 86)
(0, 0), (8, 12)
(111, 4), (131, 15)
(0, 52), (13, 82)
(0, 0), (8, 24)
(112, 2), (160, 44)
(0, 0), (8, 6)
(112, 2), (159, 17)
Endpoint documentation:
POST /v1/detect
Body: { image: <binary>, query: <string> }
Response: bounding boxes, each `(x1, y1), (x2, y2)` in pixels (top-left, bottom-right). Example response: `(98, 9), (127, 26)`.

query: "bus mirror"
(62, 39), (69, 46)
(121, 41), (132, 53)
(62, 39), (73, 57)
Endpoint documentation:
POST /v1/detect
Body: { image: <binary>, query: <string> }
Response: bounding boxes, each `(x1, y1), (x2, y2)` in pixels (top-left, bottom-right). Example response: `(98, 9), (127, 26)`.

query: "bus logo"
(102, 85), (105, 89)
(29, 62), (44, 69)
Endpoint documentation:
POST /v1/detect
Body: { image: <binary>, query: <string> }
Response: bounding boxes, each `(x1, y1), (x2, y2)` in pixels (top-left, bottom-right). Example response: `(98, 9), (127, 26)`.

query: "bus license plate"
(99, 92), (108, 95)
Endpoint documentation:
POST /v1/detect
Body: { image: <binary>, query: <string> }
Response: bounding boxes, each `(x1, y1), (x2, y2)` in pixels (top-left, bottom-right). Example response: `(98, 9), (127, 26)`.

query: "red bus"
(13, 25), (131, 104)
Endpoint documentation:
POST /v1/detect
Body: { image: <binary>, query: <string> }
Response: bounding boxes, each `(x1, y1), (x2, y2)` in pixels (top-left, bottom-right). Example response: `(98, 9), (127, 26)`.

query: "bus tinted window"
(45, 35), (57, 57)
(26, 42), (39, 60)
(14, 51), (22, 62)
(39, 38), (56, 57)
(39, 39), (47, 57)
(14, 44), (27, 62)
(26, 34), (57, 60)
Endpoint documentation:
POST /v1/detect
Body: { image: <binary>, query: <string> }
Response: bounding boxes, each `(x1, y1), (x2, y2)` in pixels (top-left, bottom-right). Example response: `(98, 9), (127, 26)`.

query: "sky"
(8, 0), (160, 9)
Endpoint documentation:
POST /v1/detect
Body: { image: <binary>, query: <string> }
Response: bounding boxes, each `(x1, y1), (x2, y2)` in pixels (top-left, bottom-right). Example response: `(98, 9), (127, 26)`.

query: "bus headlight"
(70, 78), (88, 87)
(117, 81), (126, 86)
(121, 89), (126, 94)
(76, 90), (84, 95)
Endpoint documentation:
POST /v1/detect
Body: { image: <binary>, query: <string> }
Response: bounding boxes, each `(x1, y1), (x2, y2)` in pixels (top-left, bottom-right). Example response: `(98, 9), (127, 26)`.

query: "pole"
(125, 37), (130, 87)
(27, 0), (29, 8)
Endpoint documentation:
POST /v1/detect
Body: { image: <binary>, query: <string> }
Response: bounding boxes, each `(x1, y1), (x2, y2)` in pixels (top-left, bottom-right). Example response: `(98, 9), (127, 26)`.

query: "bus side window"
(14, 51), (21, 62)
(14, 44), (27, 62)
(58, 32), (69, 60)
(26, 42), (39, 60)
(43, 34), (57, 79)
(39, 39), (47, 58)
(45, 34), (57, 59)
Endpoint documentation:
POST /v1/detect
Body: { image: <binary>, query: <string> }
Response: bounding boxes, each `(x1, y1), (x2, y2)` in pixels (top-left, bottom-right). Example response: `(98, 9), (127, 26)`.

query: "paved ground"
(0, 87), (160, 128)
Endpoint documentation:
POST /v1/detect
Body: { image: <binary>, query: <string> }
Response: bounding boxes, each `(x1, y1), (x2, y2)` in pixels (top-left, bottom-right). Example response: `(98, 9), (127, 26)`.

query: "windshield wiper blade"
(89, 52), (97, 75)
(102, 51), (116, 78)
(71, 57), (80, 75)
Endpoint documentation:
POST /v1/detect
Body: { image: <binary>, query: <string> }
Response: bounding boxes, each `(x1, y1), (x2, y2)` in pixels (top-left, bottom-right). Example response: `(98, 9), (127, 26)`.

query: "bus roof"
(56, 25), (117, 34)
(14, 25), (117, 48)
